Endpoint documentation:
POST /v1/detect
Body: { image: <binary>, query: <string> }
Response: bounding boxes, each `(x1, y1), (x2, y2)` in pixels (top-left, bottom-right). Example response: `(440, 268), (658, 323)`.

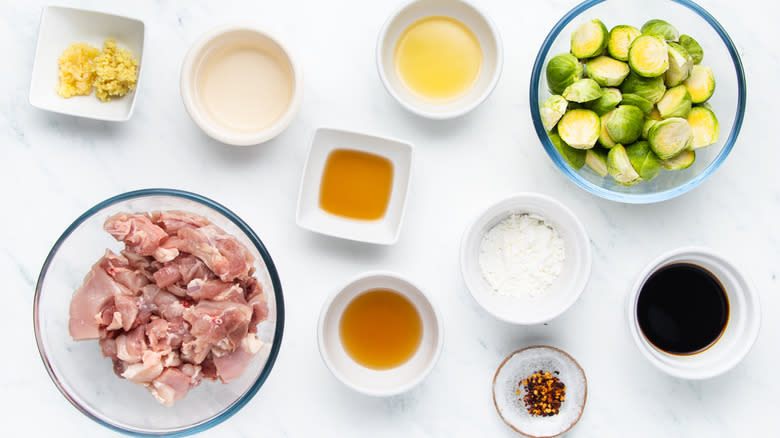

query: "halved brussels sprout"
(546, 53), (584, 95)
(587, 87), (622, 115)
(661, 149), (695, 170)
(640, 19), (680, 41)
(626, 141), (662, 180)
(563, 78), (603, 103)
(687, 106), (719, 149)
(586, 148), (609, 177)
(628, 35), (669, 77)
(571, 19), (609, 59)
(599, 110), (617, 148)
(607, 144), (642, 186)
(684, 65), (715, 103)
(679, 34), (703, 64)
(549, 132), (587, 169)
(607, 25), (641, 61)
(541, 95), (569, 131)
(665, 42), (693, 87)
(621, 72), (666, 103)
(606, 104), (645, 144)
(642, 119), (658, 139)
(621, 93), (654, 115)
(657, 85), (692, 119)
(586, 56), (630, 86)
(648, 117), (692, 159)
(558, 109), (601, 149)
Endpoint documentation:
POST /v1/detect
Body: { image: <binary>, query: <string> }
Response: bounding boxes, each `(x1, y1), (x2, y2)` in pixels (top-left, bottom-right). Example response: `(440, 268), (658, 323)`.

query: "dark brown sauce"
(637, 263), (729, 355)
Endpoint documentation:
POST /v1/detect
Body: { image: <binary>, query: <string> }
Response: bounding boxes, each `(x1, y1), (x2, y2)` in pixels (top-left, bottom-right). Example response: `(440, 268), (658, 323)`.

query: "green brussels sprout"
(607, 144), (642, 186)
(661, 149), (695, 170)
(549, 132), (586, 169)
(628, 35), (669, 77)
(665, 42), (693, 87)
(571, 19), (609, 59)
(626, 141), (663, 180)
(546, 53), (584, 95)
(586, 87), (622, 115)
(621, 93), (654, 115)
(558, 109), (601, 149)
(541, 95), (569, 131)
(679, 34), (703, 64)
(642, 118), (658, 139)
(599, 109), (617, 148)
(687, 106), (719, 149)
(585, 148), (609, 177)
(648, 117), (692, 159)
(606, 104), (645, 144)
(640, 19), (680, 41)
(607, 25), (641, 61)
(683, 65), (715, 103)
(563, 78), (603, 103)
(657, 85), (692, 119)
(586, 56), (630, 86)
(621, 72), (666, 103)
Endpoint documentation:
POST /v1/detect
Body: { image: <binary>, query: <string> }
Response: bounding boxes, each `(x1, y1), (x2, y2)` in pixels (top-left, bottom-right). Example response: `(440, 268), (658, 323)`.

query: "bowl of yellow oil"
(377, 0), (502, 119)
(317, 272), (443, 396)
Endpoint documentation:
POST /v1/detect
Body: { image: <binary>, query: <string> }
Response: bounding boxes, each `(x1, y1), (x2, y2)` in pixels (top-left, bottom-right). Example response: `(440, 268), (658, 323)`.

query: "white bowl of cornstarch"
(460, 193), (591, 325)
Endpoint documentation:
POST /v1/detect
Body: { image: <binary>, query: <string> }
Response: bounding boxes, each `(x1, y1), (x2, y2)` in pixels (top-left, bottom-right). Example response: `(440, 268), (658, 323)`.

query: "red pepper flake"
(516, 370), (566, 417)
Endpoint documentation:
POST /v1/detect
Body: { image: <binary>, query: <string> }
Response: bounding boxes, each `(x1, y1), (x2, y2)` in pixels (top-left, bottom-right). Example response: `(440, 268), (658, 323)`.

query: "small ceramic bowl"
(29, 6), (145, 121)
(318, 272), (443, 396)
(627, 247), (761, 380)
(460, 193), (591, 325)
(296, 128), (414, 245)
(493, 346), (587, 437)
(376, 0), (503, 119)
(180, 24), (302, 146)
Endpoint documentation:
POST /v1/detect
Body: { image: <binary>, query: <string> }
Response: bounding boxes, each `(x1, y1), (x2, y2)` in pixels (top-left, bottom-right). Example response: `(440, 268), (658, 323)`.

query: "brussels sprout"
(586, 56), (630, 86)
(558, 109), (601, 149)
(598, 110), (617, 148)
(587, 87), (622, 115)
(657, 85), (692, 119)
(648, 117), (692, 159)
(661, 149), (695, 170)
(648, 107), (662, 120)
(665, 42), (693, 87)
(607, 25), (641, 61)
(628, 35), (669, 77)
(684, 65), (716, 103)
(640, 19), (680, 41)
(626, 141), (663, 180)
(621, 72), (666, 103)
(621, 93), (654, 115)
(606, 104), (645, 144)
(541, 95), (569, 131)
(546, 53), (584, 94)
(586, 148), (609, 177)
(642, 119), (658, 139)
(679, 34), (703, 64)
(549, 132), (586, 169)
(607, 144), (642, 186)
(687, 106), (719, 149)
(571, 19), (609, 59)
(563, 78), (603, 103)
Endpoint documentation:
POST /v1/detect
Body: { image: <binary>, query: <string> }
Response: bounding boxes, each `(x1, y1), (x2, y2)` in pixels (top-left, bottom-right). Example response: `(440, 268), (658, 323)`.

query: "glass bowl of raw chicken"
(33, 189), (284, 436)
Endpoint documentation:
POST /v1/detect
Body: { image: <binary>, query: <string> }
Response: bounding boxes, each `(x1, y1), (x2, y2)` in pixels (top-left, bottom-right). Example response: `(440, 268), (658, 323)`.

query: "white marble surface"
(2, 0), (777, 436)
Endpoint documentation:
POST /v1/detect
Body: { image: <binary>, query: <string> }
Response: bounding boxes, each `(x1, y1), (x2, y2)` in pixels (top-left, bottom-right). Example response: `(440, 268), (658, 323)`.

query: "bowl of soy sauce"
(627, 247), (760, 379)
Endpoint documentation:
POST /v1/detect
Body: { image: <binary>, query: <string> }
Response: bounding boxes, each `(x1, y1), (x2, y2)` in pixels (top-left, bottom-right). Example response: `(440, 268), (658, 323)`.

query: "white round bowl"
(181, 24), (303, 146)
(460, 193), (591, 325)
(317, 271), (443, 396)
(627, 247), (761, 380)
(376, 0), (503, 119)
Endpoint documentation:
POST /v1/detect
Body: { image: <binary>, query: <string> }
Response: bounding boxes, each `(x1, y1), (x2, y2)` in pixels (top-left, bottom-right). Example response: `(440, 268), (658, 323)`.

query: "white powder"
(478, 214), (565, 297)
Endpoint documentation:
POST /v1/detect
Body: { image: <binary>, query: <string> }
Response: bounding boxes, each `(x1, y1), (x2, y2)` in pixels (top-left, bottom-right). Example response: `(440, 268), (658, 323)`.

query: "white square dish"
(29, 6), (145, 121)
(296, 128), (414, 245)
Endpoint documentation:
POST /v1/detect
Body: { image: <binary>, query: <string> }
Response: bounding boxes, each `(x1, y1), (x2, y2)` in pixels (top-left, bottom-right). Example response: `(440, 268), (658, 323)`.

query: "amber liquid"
(319, 149), (394, 221)
(339, 289), (423, 370)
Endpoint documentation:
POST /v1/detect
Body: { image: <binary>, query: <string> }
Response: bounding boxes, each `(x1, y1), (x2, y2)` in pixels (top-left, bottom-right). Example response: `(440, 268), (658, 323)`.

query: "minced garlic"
(56, 42), (100, 98)
(93, 38), (138, 102)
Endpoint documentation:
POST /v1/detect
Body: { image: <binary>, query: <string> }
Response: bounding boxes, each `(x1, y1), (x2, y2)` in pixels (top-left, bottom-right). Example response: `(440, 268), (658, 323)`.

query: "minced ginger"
(56, 38), (138, 101)
(56, 42), (100, 98)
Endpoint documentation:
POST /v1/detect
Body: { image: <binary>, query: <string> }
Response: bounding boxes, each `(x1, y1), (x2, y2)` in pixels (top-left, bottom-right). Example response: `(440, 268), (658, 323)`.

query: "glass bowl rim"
(32, 188), (286, 437)
(529, 0), (747, 204)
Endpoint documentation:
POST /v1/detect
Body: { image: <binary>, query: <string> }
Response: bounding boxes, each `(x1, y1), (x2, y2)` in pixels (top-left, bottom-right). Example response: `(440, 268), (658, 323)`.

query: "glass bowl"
(33, 189), (284, 436)
(530, 0), (746, 203)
